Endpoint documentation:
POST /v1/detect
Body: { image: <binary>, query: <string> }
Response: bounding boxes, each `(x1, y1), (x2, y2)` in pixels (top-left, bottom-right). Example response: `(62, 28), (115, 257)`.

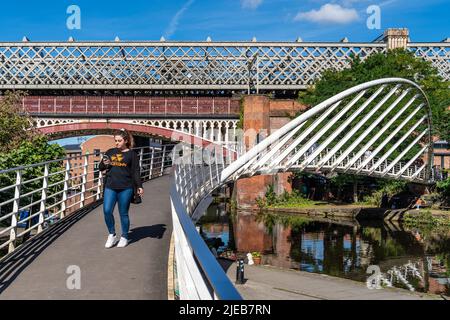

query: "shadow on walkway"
(128, 224), (167, 244)
(0, 201), (101, 295)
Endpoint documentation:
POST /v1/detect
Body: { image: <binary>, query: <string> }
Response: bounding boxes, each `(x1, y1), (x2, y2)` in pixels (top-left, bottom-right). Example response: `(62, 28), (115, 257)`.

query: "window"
(434, 141), (449, 149)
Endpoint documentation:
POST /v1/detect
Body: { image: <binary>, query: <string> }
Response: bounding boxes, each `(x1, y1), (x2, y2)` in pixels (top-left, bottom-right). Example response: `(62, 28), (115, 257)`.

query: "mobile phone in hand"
(102, 155), (110, 164)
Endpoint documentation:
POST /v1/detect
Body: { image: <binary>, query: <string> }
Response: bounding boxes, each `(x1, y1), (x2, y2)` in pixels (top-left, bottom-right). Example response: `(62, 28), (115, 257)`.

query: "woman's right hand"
(102, 158), (111, 166)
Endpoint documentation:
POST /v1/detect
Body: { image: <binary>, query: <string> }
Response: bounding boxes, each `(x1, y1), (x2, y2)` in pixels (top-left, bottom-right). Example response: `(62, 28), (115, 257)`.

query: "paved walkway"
(223, 262), (442, 300)
(0, 175), (172, 300)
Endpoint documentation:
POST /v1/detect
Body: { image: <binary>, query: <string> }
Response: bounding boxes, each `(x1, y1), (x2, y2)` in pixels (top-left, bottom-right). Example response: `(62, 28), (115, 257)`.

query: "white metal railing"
(170, 78), (434, 300)
(170, 143), (242, 300)
(288, 148), (428, 182)
(0, 145), (174, 256)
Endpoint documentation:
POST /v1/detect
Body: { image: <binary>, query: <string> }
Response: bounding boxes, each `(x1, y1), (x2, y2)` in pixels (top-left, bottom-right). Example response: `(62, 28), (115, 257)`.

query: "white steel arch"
(170, 78), (435, 300)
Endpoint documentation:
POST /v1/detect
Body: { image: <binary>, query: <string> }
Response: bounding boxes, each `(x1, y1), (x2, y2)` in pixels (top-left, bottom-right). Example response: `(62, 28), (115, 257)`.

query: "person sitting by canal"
(99, 129), (144, 248)
(415, 197), (425, 210)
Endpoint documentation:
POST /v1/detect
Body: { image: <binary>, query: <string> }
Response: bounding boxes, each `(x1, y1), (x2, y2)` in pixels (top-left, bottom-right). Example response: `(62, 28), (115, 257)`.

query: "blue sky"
(0, 0), (448, 42)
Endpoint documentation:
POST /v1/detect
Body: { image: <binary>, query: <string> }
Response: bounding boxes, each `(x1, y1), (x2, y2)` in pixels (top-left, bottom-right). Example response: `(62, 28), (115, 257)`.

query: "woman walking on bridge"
(99, 129), (144, 248)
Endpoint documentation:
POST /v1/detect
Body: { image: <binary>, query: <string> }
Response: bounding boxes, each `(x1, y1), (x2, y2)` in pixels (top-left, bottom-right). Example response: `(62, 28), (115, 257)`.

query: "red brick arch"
(38, 122), (212, 148)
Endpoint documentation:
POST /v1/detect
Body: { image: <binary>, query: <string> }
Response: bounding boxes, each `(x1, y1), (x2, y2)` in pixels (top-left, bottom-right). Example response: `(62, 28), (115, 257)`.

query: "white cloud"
(241, 0), (263, 10)
(379, 0), (397, 7)
(294, 3), (359, 24)
(340, 0), (369, 5)
(164, 0), (195, 39)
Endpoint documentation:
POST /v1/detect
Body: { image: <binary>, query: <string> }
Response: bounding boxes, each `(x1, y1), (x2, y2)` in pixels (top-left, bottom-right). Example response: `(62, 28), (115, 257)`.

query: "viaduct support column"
(234, 96), (294, 209)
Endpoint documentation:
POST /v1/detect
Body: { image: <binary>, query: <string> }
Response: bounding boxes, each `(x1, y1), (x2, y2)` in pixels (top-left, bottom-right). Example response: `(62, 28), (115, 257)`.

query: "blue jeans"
(103, 188), (134, 240)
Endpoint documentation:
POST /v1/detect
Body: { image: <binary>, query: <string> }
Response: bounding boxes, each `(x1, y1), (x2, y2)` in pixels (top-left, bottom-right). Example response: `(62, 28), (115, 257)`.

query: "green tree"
(295, 49), (450, 206)
(329, 174), (364, 203)
(0, 91), (66, 222)
(0, 91), (37, 153)
(0, 90), (66, 172)
(436, 177), (450, 202)
(0, 135), (66, 171)
(298, 49), (450, 140)
(0, 136), (66, 218)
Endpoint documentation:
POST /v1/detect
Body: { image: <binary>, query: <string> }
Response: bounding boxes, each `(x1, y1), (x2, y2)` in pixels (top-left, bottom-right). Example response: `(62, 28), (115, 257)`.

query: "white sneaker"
(117, 237), (129, 248)
(105, 234), (117, 248)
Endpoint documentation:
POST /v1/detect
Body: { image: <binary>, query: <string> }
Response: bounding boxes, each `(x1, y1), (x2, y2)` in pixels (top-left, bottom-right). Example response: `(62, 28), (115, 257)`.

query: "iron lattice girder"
(0, 42), (448, 90)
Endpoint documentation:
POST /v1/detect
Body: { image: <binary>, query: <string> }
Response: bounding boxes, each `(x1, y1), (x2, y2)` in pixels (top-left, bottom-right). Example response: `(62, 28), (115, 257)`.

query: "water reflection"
(199, 205), (450, 297)
(197, 202), (234, 255)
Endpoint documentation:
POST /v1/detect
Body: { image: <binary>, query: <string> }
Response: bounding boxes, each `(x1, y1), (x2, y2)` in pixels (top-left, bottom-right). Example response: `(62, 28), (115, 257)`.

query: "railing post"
(209, 156), (214, 187)
(149, 148), (155, 180)
(186, 163), (194, 209)
(60, 160), (70, 219)
(80, 155), (88, 209)
(139, 148), (144, 180)
(96, 170), (103, 201)
(160, 146), (167, 176)
(8, 170), (22, 254)
(37, 163), (49, 234)
(215, 148), (220, 184)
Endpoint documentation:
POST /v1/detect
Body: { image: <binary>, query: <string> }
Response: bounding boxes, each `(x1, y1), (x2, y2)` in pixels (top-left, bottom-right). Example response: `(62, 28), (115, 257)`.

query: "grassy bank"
(256, 185), (376, 210)
(403, 210), (450, 228)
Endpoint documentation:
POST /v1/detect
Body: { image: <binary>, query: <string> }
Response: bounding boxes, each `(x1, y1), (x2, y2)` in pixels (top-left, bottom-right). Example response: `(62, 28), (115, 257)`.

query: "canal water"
(198, 204), (450, 297)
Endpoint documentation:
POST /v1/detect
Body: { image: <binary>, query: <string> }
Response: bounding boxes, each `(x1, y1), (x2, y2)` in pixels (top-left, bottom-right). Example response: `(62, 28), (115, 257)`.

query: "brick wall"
(235, 96), (307, 208)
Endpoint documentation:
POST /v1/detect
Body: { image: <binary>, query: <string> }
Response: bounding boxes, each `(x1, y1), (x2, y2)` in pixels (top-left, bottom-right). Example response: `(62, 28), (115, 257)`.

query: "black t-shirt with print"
(99, 148), (143, 190)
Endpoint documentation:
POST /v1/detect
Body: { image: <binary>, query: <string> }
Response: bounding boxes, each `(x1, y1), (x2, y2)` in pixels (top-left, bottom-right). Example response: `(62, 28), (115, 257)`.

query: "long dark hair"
(114, 128), (134, 149)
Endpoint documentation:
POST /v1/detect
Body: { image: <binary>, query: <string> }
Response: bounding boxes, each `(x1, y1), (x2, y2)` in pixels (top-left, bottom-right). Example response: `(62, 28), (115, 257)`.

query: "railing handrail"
(0, 145), (169, 175)
(170, 182), (242, 300)
(0, 144), (175, 256)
